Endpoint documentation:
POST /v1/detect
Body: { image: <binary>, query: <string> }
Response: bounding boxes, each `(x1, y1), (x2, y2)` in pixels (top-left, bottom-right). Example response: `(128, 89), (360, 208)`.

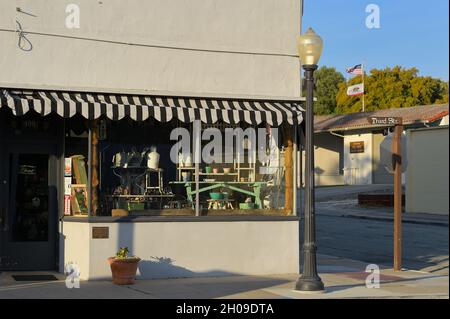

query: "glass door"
(0, 143), (58, 271)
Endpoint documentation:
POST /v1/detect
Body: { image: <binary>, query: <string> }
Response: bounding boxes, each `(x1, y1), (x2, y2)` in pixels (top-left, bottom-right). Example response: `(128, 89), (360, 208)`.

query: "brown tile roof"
(314, 104), (449, 132)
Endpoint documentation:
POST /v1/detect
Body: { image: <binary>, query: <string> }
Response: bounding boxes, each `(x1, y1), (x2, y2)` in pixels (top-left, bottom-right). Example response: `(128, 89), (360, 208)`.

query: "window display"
(64, 117), (290, 217)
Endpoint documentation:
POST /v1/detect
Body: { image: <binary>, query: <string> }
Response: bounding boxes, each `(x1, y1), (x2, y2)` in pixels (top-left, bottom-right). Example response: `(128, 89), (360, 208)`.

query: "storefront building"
(0, 0), (304, 279)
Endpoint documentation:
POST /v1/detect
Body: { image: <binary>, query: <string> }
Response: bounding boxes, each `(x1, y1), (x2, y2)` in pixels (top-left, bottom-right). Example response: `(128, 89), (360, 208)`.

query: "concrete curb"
(341, 214), (449, 227)
(317, 212), (449, 227)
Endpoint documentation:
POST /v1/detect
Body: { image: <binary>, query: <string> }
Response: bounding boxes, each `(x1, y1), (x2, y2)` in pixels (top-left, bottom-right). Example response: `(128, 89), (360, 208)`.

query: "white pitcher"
(147, 146), (160, 170)
(184, 153), (193, 167)
(178, 152), (184, 167)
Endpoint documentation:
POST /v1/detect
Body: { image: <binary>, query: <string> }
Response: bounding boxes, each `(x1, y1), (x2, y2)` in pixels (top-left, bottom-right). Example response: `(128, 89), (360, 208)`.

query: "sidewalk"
(0, 254), (448, 299)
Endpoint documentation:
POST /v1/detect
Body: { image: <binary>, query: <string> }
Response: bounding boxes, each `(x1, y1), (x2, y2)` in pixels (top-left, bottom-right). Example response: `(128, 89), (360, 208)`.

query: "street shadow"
(137, 257), (232, 279)
(134, 257), (292, 298)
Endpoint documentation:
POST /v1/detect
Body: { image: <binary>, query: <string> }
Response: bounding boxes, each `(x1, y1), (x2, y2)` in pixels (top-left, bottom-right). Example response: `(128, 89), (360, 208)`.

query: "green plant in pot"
(204, 166), (213, 174)
(107, 247), (141, 285)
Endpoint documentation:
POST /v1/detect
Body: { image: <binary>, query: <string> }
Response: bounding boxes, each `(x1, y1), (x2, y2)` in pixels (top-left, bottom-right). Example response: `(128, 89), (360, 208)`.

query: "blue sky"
(302, 0), (449, 81)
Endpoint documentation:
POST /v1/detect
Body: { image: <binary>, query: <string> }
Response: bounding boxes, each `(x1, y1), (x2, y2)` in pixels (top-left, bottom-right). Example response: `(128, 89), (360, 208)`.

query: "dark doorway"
(0, 143), (58, 271)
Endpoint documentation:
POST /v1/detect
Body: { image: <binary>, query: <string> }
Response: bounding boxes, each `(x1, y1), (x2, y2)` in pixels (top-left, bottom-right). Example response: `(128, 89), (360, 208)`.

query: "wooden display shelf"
(199, 173), (238, 176)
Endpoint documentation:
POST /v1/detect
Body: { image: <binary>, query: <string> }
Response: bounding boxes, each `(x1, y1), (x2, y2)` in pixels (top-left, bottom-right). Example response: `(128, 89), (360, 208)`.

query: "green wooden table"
(170, 181), (266, 209)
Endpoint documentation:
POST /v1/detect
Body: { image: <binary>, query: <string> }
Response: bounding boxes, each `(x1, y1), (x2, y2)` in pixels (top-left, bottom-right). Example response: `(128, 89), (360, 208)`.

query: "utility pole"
(392, 120), (403, 271)
(368, 116), (404, 271)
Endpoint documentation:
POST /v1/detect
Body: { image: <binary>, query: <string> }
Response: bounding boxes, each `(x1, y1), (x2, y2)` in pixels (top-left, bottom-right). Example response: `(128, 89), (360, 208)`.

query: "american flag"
(346, 64), (363, 75)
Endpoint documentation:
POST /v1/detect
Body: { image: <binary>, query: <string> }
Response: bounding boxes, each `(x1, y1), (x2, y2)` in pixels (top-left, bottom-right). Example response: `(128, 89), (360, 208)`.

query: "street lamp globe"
(297, 28), (323, 66)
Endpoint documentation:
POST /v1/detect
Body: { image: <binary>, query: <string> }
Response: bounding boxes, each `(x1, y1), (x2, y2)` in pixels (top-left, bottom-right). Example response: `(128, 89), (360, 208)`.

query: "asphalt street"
(313, 202), (449, 274)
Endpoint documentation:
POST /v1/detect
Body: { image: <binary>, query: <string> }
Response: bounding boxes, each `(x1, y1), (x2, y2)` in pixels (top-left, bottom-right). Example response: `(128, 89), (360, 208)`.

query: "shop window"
(64, 116), (90, 217)
(64, 117), (291, 217)
(95, 118), (193, 217)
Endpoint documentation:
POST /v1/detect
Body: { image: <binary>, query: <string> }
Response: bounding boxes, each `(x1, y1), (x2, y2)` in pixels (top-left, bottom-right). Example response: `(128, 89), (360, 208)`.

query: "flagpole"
(362, 62), (365, 112)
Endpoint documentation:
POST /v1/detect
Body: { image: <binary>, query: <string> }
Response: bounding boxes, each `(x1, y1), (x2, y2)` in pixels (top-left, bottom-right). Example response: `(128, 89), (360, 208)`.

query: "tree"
(336, 66), (449, 114)
(310, 66), (345, 115)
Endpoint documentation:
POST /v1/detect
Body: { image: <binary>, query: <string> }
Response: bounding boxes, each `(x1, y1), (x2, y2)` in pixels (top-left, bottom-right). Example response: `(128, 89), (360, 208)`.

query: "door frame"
(0, 140), (6, 268)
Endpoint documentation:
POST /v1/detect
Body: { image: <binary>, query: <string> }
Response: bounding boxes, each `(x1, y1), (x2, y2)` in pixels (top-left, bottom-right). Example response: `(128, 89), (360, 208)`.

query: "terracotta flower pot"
(107, 257), (141, 285)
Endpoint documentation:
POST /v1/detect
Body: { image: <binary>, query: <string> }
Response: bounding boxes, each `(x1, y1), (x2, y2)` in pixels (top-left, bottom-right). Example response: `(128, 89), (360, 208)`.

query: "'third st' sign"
(368, 117), (403, 126)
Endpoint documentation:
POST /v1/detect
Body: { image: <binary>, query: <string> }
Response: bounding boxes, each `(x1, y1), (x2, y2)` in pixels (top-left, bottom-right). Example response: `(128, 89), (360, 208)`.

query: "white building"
(307, 104), (449, 186)
(0, 0), (305, 279)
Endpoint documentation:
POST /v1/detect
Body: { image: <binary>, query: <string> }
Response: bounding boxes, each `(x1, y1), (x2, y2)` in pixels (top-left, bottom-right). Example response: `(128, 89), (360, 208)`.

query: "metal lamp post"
(295, 28), (325, 292)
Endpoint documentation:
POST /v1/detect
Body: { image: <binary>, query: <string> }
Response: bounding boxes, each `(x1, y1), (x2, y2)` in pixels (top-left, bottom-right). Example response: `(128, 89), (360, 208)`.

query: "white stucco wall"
(343, 133), (373, 185)
(0, 0), (302, 99)
(314, 133), (344, 186)
(372, 132), (394, 184)
(61, 222), (91, 279)
(406, 126), (449, 215)
(62, 220), (300, 280)
(300, 133), (345, 186)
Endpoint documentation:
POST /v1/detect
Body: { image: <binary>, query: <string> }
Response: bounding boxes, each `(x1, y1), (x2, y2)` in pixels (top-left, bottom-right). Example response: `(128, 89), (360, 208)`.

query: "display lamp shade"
(297, 28), (323, 66)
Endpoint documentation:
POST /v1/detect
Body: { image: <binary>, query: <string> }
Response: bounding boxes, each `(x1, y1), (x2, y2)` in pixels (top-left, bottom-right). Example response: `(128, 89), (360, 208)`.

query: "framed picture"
(350, 141), (365, 153)
(71, 184), (88, 216)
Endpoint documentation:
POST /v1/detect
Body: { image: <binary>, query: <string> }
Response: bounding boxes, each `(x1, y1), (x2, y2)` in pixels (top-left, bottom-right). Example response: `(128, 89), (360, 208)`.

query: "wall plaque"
(92, 227), (109, 239)
(350, 141), (365, 153)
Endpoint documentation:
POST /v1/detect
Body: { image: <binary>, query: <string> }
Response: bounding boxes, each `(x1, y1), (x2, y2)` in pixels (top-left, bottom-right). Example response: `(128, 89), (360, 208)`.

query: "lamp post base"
(295, 275), (325, 292)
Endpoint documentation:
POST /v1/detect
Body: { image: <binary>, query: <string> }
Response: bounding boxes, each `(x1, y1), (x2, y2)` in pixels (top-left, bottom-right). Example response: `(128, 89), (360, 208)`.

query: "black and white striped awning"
(0, 89), (303, 126)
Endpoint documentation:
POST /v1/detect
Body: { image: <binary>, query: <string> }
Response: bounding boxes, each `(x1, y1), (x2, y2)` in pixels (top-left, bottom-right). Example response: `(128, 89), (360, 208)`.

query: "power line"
(0, 28), (298, 58)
